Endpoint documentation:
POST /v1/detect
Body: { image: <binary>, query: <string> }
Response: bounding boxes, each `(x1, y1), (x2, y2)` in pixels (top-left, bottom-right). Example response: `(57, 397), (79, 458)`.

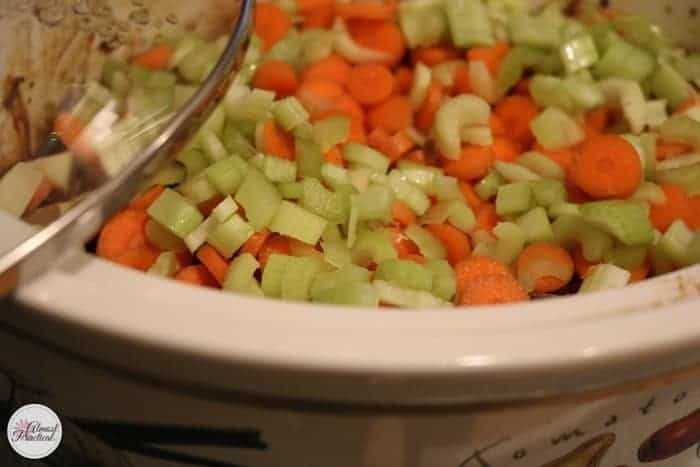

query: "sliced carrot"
(129, 185), (165, 211)
(688, 196), (700, 230)
(262, 120), (295, 160)
(367, 128), (415, 162)
(391, 200), (416, 227)
(241, 229), (272, 257)
(571, 134), (642, 199)
(198, 195), (226, 217)
(175, 265), (219, 288)
(335, 0), (397, 20)
(24, 177), (53, 215)
(573, 245), (597, 279)
(475, 203), (499, 234)
(516, 243), (574, 293)
(253, 60), (299, 98)
(297, 0), (333, 11)
(347, 19), (406, 66)
(394, 67), (414, 94)
(302, 54), (352, 86)
(296, 78), (345, 116)
(674, 95), (700, 115)
(258, 234), (292, 269)
(455, 255), (511, 283)
(254, 3), (292, 51)
(427, 223), (472, 267)
(489, 114), (507, 137)
(649, 184), (691, 233)
(656, 140), (694, 160)
(467, 42), (511, 77)
(443, 145), (494, 181)
(412, 46), (461, 66)
(493, 95), (539, 147)
(323, 146), (345, 166)
(132, 44), (174, 70)
(459, 182), (483, 211)
(490, 137), (521, 162)
(196, 244), (231, 285)
(458, 273), (529, 306)
(97, 209), (149, 261)
(114, 245), (160, 272)
(347, 63), (395, 105)
(414, 81), (444, 131)
(385, 226), (420, 259)
(315, 94), (367, 143)
(367, 95), (412, 132)
(453, 63), (471, 95)
(584, 107), (609, 136)
(301, 3), (335, 29)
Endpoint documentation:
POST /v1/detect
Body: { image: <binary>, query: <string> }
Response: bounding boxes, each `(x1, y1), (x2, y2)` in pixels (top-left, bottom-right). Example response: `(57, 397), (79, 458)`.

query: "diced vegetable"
(223, 253), (262, 295)
(405, 224), (447, 260)
(531, 107), (585, 150)
(235, 169), (282, 230)
(580, 200), (655, 246)
(373, 280), (447, 308)
(207, 214), (254, 258)
(148, 188), (203, 238)
(580, 264), (631, 293)
(269, 200), (328, 245)
(496, 182), (533, 216)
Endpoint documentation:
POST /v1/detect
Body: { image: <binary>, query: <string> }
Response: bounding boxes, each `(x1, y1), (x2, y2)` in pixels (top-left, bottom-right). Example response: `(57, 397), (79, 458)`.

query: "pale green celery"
(321, 163), (353, 192)
(604, 245), (649, 271)
(101, 60), (126, 88)
(629, 182), (667, 206)
(178, 41), (220, 83)
(178, 174), (218, 204)
(301, 177), (350, 224)
(469, 61), (499, 104)
(347, 195), (360, 248)
(552, 214), (583, 248)
(475, 170), (505, 200)
(497, 46), (545, 94)
(579, 223), (614, 262)
(293, 122), (314, 140)
(207, 214), (254, 258)
(170, 34), (205, 68)
(657, 116), (700, 150)
(261, 254), (294, 297)
(612, 15), (671, 54)
(148, 251), (179, 278)
(174, 85), (198, 108)
(295, 138), (324, 179)
(622, 135), (648, 176)
(281, 256), (324, 302)
(355, 184), (394, 222)
(509, 12), (561, 49)
(579, 264), (631, 293)
(265, 30), (302, 68)
(314, 282), (379, 307)
(655, 162), (700, 195)
(494, 161), (541, 183)
(205, 157), (244, 195)
(420, 201), (451, 226)
(343, 143), (391, 174)
(599, 79), (647, 135)
(272, 97), (309, 131)
(229, 90), (276, 122)
(352, 229), (398, 265)
(210, 197), (238, 224)
(375, 259), (434, 292)
(669, 53), (700, 86)
(560, 34), (598, 74)
(461, 126), (494, 147)
(398, 0), (449, 48)
(313, 116), (350, 152)
(263, 156), (297, 183)
(148, 161), (186, 187)
(646, 100), (669, 129)
(445, 0), (493, 47)
(144, 70), (177, 90)
(310, 264), (371, 299)
(322, 223), (343, 242)
(388, 171), (431, 216)
(433, 175), (463, 201)
(496, 182), (533, 216)
(563, 77), (604, 111)
(593, 39), (655, 82)
(650, 230), (676, 275)
(517, 152), (565, 180)
(580, 201), (654, 247)
(433, 60), (467, 89)
(434, 95), (491, 159)
(373, 280), (447, 308)
(223, 254), (261, 295)
(235, 169), (282, 230)
(589, 23), (620, 54)
(145, 219), (187, 251)
(395, 163), (439, 192)
(347, 168), (372, 192)
(475, 222), (525, 265)
(447, 200), (477, 232)
(649, 61), (694, 109)
(300, 29), (335, 66)
(410, 63), (432, 109)
(548, 202), (581, 219)
(425, 260), (457, 302)
(405, 225), (447, 260)
(531, 107), (585, 150)
(222, 123), (257, 159)
(658, 220), (695, 267)
(278, 181), (304, 200)
(517, 207), (554, 244)
(321, 240), (352, 268)
(269, 200), (328, 245)
(639, 133), (658, 180)
(530, 75), (573, 111)
(333, 18), (391, 63)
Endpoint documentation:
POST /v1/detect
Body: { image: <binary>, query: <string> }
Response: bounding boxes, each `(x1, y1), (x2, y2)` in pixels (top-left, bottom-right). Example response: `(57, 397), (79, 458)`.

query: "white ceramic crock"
(2, 1), (700, 466)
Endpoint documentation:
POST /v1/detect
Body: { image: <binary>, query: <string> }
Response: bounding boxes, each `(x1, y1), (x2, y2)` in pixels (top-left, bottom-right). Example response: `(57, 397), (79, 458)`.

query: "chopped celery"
(532, 179), (567, 208)
(205, 157), (245, 195)
(530, 75), (573, 111)
(200, 130), (227, 162)
(444, 0), (493, 47)
(278, 181), (304, 200)
(612, 15), (671, 54)
(604, 245), (648, 270)
(509, 12), (561, 49)
(313, 116), (350, 152)
(222, 123), (257, 158)
(629, 182), (667, 206)
(269, 200), (328, 245)
(174, 84), (198, 108)
(376, 259), (434, 292)
(223, 253), (261, 295)
(147, 161), (186, 188)
(373, 280), (447, 308)
(433, 175), (464, 201)
(494, 161), (541, 183)
(314, 282), (379, 307)
(579, 223), (615, 262)
(265, 30), (303, 68)
(235, 169), (282, 230)
(230, 90), (276, 122)
(531, 107), (585, 150)
(650, 231), (676, 275)
(310, 264), (371, 299)
(388, 171), (431, 215)
(145, 219), (187, 252)
(261, 254), (294, 297)
(178, 41), (221, 83)
(178, 173), (218, 204)
(599, 79), (647, 135)
(352, 229), (398, 265)
(398, 0), (449, 48)
(347, 195), (360, 247)
(475, 170), (505, 200)
(321, 240), (352, 268)
(272, 97), (309, 131)
(658, 220), (695, 267)
(517, 207), (554, 244)
(552, 214), (583, 248)
(295, 138), (324, 179)
(322, 223), (343, 242)
(148, 188), (204, 238)
(593, 39), (655, 82)
(447, 200), (477, 232)
(646, 100), (669, 129)
(281, 256), (324, 302)
(497, 46), (542, 94)
(333, 18), (392, 63)
(148, 251), (179, 278)
(405, 225), (447, 260)
(639, 133), (658, 180)
(657, 116), (700, 150)
(425, 260), (457, 302)
(563, 76), (605, 111)
(176, 148), (209, 177)
(300, 29), (335, 66)
(355, 184), (394, 222)
(420, 201), (452, 226)
(433, 60), (466, 89)
(343, 143), (390, 174)
(549, 202), (581, 219)
(655, 163), (700, 195)
(581, 200), (654, 247)
(517, 152), (565, 180)
(410, 63), (432, 109)
(207, 215), (254, 258)
(474, 222), (526, 265)
(560, 34), (598, 74)
(496, 182), (533, 216)
(321, 163), (353, 192)
(211, 197), (238, 224)
(469, 61), (498, 103)
(657, 153), (700, 171)
(395, 163), (439, 192)
(579, 264), (631, 293)
(301, 177), (350, 223)
(434, 95), (491, 159)
(649, 61), (694, 109)
(263, 156), (297, 183)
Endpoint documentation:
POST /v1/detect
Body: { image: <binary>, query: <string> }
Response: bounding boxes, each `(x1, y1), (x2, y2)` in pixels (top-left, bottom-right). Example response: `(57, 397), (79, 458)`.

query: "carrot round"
(571, 134), (642, 199)
(516, 243), (574, 293)
(367, 95), (412, 132)
(196, 244), (231, 285)
(443, 145), (494, 181)
(455, 255), (512, 286)
(493, 95), (538, 147)
(415, 81), (444, 131)
(262, 120), (295, 160)
(394, 67), (414, 94)
(253, 60), (299, 98)
(368, 128), (414, 162)
(132, 44), (173, 70)
(412, 46), (461, 66)
(302, 54), (352, 85)
(490, 137), (521, 163)
(347, 63), (395, 105)
(459, 182), (483, 211)
(649, 184), (691, 233)
(241, 229), (272, 257)
(458, 273), (529, 306)
(392, 200), (416, 227)
(129, 185), (165, 211)
(323, 146), (345, 166)
(335, 0), (397, 21)
(300, 3), (335, 29)
(347, 19), (406, 66)
(426, 223), (472, 266)
(254, 3), (292, 51)
(467, 42), (510, 77)
(175, 265), (219, 288)
(296, 78), (345, 116)
(258, 234), (292, 269)
(114, 245), (160, 272)
(97, 209), (149, 261)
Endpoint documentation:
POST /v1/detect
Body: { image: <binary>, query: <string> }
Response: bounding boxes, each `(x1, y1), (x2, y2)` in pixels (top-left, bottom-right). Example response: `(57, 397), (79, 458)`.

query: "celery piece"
(185, 214), (218, 252)
(494, 161), (541, 183)
(560, 34), (598, 74)
(496, 182), (533, 216)
(313, 116), (350, 152)
(272, 97), (309, 131)
(405, 225), (447, 260)
(222, 124), (257, 159)
(322, 223), (343, 242)
(352, 229), (398, 265)
(310, 264), (371, 299)
(148, 161), (186, 188)
(265, 30), (303, 69)
(448, 200), (477, 233)
(145, 220), (187, 252)
(148, 251), (179, 278)
(32, 151), (73, 192)
(301, 177), (350, 224)
(176, 148), (209, 177)
(517, 207), (554, 244)
(280, 256), (324, 301)
(639, 133), (658, 180)
(658, 220), (695, 267)
(646, 100), (669, 129)
(148, 188), (203, 238)
(410, 63), (433, 110)
(599, 79), (647, 135)
(178, 41), (220, 83)
(532, 179), (567, 208)
(657, 154), (700, 172)
(261, 254), (294, 297)
(200, 130), (227, 162)
(234, 169), (282, 231)
(475, 170), (505, 200)
(612, 15), (671, 54)
(531, 107), (585, 150)
(649, 61), (694, 109)
(294, 122), (314, 141)
(278, 181), (303, 200)
(223, 253), (261, 295)
(269, 200), (328, 245)
(497, 47), (529, 95)
(356, 184), (394, 222)
(517, 152), (565, 180)
(294, 137), (323, 179)
(373, 280), (447, 308)
(579, 264), (631, 293)
(347, 195), (360, 248)
(444, 0), (493, 47)
(580, 201), (654, 247)
(207, 215), (254, 258)
(604, 245), (648, 271)
(552, 214), (582, 248)
(589, 23), (619, 53)
(655, 163), (700, 195)
(420, 201), (452, 226)
(174, 84), (198, 108)
(321, 163), (353, 192)
(658, 116), (700, 150)
(563, 76), (605, 111)
(509, 12), (561, 49)
(579, 223), (614, 263)
(433, 60), (466, 89)
(396, 162), (440, 192)
(593, 39), (654, 82)
(314, 282), (379, 307)
(469, 61), (498, 104)
(494, 222), (527, 265)
(263, 156), (297, 183)
(145, 70), (177, 89)
(205, 157), (244, 195)
(433, 175), (464, 201)
(388, 171), (431, 216)
(549, 202), (581, 219)
(425, 260), (457, 302)
(530, 75), (573, 112)
(321, 240), (352, 268)
(231, 90), (277, 122)
(629, 182), (667, 206)
(398, 0), (449, 48)
(435, 95), (491, 159)
(300, 29), (335, 66)
(376, 259), (434, 292)
(343, 143), (390, 174)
